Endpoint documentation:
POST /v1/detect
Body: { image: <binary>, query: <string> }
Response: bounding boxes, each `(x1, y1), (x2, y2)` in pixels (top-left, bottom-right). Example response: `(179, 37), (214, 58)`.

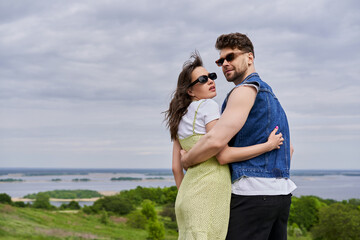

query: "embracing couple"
(164, 32), (296, 240)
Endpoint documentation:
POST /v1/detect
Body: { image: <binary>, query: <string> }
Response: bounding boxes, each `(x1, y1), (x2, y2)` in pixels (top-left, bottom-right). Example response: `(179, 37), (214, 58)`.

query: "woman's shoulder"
(201, 98), (219, 107)
(201, 99), (219, 111)
(189, 99), (219, 113)
(198, 99), (220, 116)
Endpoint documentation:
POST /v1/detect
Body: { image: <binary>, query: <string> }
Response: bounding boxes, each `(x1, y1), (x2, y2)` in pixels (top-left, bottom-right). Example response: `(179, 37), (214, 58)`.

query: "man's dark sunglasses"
(188, 72), (217, 88)
(215, 52), (247, 67)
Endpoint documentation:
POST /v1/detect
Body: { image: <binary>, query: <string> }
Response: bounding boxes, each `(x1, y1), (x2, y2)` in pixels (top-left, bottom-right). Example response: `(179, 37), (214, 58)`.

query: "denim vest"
(221, 73), (290, 182)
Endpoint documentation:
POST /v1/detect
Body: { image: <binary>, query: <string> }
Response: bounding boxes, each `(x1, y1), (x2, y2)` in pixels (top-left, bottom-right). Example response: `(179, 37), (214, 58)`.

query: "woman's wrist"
(264, 141), (273, 152)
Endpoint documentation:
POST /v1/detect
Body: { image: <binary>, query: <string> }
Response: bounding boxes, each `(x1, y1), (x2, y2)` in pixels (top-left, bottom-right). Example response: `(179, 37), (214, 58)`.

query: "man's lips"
(209, 86), (216, 91)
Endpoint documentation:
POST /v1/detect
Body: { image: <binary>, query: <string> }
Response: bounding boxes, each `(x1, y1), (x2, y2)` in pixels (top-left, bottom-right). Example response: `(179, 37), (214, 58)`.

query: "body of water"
(1, 168), (359, 206)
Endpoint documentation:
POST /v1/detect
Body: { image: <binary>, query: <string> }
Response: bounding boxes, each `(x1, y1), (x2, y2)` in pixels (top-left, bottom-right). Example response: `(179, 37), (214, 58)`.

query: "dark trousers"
(226, 194), (292, 240)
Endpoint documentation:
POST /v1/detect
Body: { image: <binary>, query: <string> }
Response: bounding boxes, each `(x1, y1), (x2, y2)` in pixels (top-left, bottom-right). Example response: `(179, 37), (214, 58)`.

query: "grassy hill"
(3, 186), (357, 240)
(0, 203), (177, 240)
(0, 202), (312, 240)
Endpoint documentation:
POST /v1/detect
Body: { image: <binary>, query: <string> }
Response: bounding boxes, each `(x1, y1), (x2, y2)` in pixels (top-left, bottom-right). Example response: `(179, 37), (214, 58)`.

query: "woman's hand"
(180, 149), (189, 170)
(267, 126), (284, 151)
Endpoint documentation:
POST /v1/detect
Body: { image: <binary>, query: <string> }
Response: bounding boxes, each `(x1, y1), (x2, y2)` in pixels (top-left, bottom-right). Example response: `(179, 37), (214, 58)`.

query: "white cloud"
(0, 0), (359, 169)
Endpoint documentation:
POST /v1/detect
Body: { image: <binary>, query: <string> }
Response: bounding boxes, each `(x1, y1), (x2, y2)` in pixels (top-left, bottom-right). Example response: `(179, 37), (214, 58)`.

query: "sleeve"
(242, 82), (259, 93)
(201, 99), (220, 125)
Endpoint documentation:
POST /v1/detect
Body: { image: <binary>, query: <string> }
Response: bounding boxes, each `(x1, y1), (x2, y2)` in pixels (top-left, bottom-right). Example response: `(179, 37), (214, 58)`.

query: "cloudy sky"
(1, 0), (359, 170)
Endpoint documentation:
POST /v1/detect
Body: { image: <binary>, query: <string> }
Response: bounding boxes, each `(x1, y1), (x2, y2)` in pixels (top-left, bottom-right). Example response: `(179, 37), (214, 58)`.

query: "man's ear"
(248, 52), (254, 65)
(187, 88), (195, 97)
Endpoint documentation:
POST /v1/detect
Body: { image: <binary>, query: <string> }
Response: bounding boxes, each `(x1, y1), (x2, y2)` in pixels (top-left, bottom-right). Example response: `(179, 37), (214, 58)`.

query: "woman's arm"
(204, 120), (283, 165)
(172, 139), (184, 189)
(216, 127), (283, 165)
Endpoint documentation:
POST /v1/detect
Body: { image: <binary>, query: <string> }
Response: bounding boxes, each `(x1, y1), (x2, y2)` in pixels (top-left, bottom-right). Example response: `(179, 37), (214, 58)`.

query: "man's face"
(218, 47), (249, 84)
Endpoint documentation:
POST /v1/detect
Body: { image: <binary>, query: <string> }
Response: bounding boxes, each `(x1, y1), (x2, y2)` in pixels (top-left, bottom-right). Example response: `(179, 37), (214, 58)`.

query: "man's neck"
(233, 70), (256, 85)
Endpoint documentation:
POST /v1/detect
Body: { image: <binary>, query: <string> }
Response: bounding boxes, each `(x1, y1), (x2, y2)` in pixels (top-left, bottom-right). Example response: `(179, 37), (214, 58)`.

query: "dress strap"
(192, 100), (206, 134)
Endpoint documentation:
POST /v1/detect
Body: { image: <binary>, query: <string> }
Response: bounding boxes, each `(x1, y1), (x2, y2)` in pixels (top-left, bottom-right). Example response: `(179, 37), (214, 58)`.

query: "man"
(181, 33), (296, 240)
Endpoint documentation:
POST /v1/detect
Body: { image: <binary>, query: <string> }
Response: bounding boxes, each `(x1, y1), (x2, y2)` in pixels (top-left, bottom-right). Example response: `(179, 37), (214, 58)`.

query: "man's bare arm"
(181, 86), (257, 169)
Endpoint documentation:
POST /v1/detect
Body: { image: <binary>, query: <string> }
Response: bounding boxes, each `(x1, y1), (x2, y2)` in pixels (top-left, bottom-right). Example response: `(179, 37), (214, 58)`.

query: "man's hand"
(180, 149), (189, 170)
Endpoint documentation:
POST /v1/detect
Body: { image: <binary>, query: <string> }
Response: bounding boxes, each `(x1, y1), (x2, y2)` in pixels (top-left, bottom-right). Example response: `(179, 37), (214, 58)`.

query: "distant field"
(0, 203), (313, 240)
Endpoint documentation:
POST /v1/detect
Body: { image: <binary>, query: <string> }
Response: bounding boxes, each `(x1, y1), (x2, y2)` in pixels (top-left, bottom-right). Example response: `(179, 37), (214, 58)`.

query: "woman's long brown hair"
(164, 51), (203, 140)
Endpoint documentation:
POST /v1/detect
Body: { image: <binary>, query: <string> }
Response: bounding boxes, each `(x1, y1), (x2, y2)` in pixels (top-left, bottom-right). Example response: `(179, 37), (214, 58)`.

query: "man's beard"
(226, 68), (247, 83)
(225, 60), (248, 83)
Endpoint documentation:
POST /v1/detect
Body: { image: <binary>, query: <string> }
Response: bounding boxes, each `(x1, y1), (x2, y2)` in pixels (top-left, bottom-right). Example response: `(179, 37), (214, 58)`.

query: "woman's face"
(188, 66), (217, 101)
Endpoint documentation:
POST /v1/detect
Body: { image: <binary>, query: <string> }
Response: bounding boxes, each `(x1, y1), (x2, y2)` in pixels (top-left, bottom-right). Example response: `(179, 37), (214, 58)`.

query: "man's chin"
(226, 72), (246, 84)
(225, 76), (236, 82)
(225, 72), (236, 82)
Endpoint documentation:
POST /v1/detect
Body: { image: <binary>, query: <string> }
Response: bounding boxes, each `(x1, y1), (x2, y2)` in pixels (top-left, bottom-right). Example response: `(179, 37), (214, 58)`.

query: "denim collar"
(236, 72), (259, 87)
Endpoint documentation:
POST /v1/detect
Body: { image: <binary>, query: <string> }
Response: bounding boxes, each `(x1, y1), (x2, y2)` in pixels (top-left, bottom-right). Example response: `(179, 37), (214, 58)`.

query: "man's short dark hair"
(215, 33), (255, 58)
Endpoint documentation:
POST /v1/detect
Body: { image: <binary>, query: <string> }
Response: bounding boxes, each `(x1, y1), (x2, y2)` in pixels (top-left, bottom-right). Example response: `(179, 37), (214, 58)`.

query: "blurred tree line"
(1, 188), (359, 240)
(23, 189), (101, 199)
(288, 195), (360, 239)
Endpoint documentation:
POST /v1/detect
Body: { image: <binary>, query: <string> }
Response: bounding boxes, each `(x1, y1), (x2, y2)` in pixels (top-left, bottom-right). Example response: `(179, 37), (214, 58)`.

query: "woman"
(164, 52), (283, 239)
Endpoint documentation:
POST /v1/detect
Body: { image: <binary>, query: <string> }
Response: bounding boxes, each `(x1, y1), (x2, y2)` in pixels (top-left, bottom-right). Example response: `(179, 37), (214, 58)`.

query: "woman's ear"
(187, 88), (195, 97)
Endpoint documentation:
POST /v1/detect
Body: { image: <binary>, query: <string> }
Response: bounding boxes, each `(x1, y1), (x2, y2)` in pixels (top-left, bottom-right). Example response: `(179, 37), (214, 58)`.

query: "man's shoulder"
(224, 86), (257, 111)
(231, 84), (258, 97)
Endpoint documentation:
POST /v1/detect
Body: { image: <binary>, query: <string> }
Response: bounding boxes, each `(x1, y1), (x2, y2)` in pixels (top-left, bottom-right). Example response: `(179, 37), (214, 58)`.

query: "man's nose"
(222, 59), (230, 67)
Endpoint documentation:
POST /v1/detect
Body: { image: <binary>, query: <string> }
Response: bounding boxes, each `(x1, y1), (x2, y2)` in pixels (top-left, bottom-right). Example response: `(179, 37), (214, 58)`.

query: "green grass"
(0, 203), (311, 240)
(0, 203), (177, 240)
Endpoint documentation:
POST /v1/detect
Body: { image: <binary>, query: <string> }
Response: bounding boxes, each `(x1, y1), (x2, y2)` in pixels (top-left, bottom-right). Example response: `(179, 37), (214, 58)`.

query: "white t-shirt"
(177, 99), (220, 139)
(232, 177), (297, 195)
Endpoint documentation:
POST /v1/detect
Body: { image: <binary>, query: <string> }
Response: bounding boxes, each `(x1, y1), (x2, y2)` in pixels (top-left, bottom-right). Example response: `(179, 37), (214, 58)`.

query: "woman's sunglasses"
(215, 51), (247, 67)
(188, 72), (217, 88)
